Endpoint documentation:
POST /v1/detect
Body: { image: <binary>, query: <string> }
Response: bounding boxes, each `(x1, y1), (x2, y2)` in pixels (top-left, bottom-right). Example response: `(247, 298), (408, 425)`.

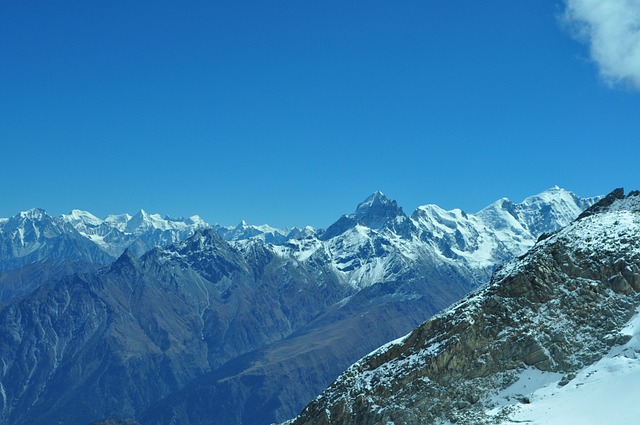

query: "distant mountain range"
(0, 187), (599, 424)
(0, 186), (598, 295)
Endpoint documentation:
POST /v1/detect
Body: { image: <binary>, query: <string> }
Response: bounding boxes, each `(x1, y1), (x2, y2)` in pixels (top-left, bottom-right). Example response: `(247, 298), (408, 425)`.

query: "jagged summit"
(354, 191), (406, 228)
(321, 192), (407, 240)
(355, 191), (390, 210)
(17, 207), (48, 220)
(0, 208), (112, 273)
(110, 248), (139, 272)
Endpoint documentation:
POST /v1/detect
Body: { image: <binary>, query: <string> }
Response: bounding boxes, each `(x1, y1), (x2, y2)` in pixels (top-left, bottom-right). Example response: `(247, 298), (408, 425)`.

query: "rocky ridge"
(287, 189), (640, 425)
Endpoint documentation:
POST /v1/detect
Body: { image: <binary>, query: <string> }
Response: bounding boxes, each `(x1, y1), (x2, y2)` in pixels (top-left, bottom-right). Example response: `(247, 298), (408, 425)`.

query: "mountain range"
(287, 188), (640, 424)
(0, 187), (599, 424)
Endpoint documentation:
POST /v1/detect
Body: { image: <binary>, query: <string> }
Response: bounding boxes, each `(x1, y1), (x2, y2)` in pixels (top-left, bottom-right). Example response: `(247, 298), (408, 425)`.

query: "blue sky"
(1, 1), (639, 228)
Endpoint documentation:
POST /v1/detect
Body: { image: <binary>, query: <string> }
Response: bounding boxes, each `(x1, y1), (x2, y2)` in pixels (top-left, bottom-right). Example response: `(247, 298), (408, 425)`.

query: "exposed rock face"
(320, 192), (410, 240)
(288, 190), (640, 425)
(138, 260), (474, 425)
(0, 258), (101, 302)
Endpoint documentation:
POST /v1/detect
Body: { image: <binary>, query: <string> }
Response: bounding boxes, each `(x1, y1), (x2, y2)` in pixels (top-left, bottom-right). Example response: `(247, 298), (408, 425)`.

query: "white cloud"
(563, 0), (640, 89)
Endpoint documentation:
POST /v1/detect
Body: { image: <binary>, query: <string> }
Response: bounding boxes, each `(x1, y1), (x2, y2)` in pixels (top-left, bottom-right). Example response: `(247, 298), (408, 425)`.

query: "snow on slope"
(504, 310), (640, 424)
(214, 220), (307, 244)
(0, 208), (70, 254)
(413, 186), (599, 270)
(495, 194), (640, 424)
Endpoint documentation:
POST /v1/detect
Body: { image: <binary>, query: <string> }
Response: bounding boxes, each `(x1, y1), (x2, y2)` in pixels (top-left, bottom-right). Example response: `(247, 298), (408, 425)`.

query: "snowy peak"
(16, 207), (49, 221)
(409, 187), (602, 273)
(63, 209), (102, 226)
(478, 186), (599, 234)
(354, 191), (406, 229)
(355, 191), (394, 213)
(321, 192), (407, 240)
(124, 209), (151, 233)
(2, 208), (67, 241)
(272, 187), (600, 290)
(103, 213), (132, 230)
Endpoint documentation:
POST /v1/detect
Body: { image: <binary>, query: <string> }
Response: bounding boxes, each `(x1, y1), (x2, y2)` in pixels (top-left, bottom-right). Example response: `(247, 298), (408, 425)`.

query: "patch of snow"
(507, 308), (640, 424)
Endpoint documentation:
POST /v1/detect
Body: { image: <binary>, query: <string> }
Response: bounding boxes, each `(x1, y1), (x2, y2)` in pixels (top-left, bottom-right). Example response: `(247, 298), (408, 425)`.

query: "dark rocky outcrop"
(320, 192), (412, 240)
(577, 187), (625, 219)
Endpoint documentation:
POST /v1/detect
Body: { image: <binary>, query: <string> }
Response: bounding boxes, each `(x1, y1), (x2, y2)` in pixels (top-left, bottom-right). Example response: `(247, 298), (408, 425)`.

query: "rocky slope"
(287, 189), (640, 425)
(0, 229), (347, 425)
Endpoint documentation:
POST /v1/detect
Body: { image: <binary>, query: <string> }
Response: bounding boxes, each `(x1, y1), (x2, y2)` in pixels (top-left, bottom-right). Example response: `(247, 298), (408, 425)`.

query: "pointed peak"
(111, 248), (139, 271)
(316, 191), (407, 237)
(357, 191), (391, 211)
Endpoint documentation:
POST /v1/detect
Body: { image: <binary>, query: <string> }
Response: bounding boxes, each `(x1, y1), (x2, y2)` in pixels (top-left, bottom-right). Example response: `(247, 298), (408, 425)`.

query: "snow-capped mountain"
(0, 226), (348, 425)
(0, 208), (113, 272)
(411, 185), (599, 272)
(0, 186), (596, 285)
(61, 209), (208, 257)
(212, 220), (312, 245)
(286, 189), (640, 425)
(269, 186), (599, 289)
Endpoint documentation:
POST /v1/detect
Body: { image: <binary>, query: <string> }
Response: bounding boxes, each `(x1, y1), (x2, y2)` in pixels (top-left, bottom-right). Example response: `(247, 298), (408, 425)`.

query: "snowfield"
(504, 309), (640, 424)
